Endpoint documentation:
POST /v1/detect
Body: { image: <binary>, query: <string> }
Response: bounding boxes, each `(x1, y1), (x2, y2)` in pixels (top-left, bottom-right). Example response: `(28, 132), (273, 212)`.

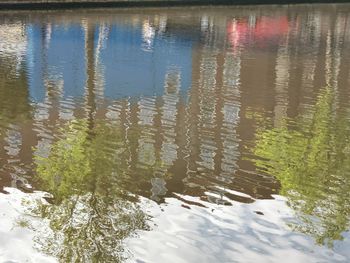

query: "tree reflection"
(252, 87), (350, 246)
(32, 119), (150, 262)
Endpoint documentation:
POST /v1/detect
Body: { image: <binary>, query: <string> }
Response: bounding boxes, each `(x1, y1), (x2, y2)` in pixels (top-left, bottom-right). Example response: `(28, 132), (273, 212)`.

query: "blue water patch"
(26, 23), (193, 103)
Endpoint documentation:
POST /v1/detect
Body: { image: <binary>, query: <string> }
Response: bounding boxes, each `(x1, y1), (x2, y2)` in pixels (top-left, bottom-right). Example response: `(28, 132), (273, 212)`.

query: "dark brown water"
(0, 4), (350, 262)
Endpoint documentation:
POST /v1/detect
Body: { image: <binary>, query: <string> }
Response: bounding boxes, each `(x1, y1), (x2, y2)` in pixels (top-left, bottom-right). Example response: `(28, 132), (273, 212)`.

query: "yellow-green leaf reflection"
(252, 87), (350, 247)
(32, 119), (151, 262)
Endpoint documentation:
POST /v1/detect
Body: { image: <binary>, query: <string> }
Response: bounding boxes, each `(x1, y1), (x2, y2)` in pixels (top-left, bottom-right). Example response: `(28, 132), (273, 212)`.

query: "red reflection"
(227, 16), (290, 48)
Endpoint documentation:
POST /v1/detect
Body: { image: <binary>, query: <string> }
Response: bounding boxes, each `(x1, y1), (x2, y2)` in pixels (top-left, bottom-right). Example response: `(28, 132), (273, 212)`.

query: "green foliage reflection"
(253, 87), (350, 246)
(33, 119), (150, 262)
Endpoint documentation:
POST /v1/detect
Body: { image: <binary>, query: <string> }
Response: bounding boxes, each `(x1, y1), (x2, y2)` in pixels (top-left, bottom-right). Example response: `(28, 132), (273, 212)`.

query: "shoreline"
(0, 0), (349, 10)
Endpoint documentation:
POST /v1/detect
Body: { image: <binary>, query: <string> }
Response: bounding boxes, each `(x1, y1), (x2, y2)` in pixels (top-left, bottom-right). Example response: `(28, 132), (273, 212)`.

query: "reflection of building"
(0, 7), (350, 206)
(227, 16), (290, 48)
(0, 23), (27, 71)
(0, 23), (32, 192)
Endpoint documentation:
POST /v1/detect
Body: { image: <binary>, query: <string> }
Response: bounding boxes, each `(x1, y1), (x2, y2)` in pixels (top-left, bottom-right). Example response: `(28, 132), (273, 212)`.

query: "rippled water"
(0, 4), (350, 262)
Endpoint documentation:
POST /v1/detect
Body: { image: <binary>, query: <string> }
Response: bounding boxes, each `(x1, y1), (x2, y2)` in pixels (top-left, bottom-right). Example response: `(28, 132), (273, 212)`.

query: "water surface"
(0, 4), (350, 263)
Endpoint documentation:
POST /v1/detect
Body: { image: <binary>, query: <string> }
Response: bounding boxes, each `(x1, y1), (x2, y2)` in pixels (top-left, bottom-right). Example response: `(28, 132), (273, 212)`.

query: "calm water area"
(0, 4), (350, 262)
